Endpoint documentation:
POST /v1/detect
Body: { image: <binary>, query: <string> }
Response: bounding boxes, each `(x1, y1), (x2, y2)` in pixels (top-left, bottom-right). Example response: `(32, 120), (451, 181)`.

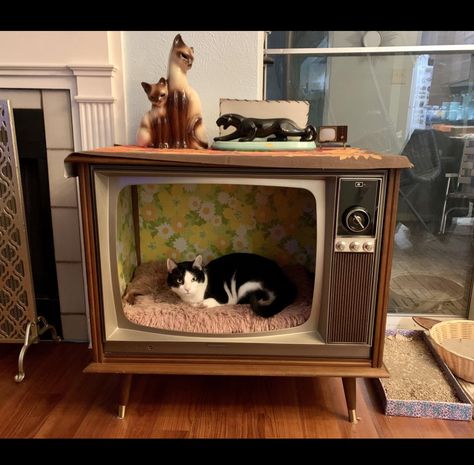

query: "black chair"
(439, 136), (474, 234)
(399, 129), (442, 233)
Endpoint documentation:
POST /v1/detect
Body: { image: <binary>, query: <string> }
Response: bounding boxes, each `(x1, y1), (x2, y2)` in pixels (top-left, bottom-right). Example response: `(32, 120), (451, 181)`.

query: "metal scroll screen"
(0, 100), (36, 342)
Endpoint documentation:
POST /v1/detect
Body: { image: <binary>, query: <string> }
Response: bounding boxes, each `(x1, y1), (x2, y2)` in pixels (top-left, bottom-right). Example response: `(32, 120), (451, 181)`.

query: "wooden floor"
(0, 342), (473, 438)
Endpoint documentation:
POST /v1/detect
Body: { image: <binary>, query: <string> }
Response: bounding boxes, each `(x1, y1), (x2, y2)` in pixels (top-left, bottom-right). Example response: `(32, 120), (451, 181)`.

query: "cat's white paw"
(202, 298), (221, 308)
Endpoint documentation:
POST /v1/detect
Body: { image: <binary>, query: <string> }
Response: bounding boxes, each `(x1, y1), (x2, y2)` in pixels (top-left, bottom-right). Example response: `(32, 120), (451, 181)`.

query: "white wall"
(123, 31), (263, 144)
(0, 31), (111, 64)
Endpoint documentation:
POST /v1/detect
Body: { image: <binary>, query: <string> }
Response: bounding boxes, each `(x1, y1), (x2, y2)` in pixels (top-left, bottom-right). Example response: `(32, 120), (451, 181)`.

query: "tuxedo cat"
(167, 34), (208, 149)
(136, 78), (170, 148)
(166, 253), (296, 318)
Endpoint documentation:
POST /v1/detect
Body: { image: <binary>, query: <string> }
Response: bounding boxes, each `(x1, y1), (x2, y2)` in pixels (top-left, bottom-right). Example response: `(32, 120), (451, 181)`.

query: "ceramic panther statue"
(214, 113), (317, 142)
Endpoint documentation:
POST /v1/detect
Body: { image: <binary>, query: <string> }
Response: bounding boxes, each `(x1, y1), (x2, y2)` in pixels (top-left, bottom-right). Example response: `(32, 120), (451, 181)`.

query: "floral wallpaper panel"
(137, 184), (316, 271)
(116, 185), (137, 294)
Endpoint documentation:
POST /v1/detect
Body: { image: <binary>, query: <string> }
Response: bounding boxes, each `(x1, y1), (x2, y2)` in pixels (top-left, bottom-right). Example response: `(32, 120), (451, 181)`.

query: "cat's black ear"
(158, 77), (167, 86)
(192, 255), (203, 270)
(141, 82), (152, 95)
(167, 258), (178, 273)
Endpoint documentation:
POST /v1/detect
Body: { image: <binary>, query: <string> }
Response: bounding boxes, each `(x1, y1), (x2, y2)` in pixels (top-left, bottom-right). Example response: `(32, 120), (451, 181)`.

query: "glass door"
(264, 31), (474, 317)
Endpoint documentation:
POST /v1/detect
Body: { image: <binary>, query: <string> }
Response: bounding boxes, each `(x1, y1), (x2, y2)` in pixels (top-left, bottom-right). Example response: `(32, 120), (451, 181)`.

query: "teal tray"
(212, 140), (317, 151)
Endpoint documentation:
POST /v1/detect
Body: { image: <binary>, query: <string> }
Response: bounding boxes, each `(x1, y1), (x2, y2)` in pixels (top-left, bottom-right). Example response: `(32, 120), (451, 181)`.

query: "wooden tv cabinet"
(65, 145), (411, 423)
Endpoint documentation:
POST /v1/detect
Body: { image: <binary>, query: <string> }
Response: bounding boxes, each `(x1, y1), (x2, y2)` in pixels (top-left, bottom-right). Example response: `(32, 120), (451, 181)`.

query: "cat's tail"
(187, 115), (208, 149)
(248, 281), (297, 319)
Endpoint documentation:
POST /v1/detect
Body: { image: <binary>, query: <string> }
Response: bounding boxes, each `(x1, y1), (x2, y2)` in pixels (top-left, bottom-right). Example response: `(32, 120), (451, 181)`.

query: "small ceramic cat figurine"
(167, 34), (208, 149)
(166, 253), (296, 318)
(136, 78), (170, 148)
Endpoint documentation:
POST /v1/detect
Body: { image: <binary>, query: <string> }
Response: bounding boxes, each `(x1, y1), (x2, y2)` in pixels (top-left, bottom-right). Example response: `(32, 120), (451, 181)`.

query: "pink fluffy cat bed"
(122, 261), (313, 334)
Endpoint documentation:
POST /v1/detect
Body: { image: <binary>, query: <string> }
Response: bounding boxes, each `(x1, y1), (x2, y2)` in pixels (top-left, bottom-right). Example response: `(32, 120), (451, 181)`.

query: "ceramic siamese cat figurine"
(167, 34), (208, 149)
(166, 253), (296, 318)
(136, 78), (170, 148)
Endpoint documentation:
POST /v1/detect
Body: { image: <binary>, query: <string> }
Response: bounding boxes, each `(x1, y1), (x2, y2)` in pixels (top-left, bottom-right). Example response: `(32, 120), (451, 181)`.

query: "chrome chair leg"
(439, 177), (453, 235)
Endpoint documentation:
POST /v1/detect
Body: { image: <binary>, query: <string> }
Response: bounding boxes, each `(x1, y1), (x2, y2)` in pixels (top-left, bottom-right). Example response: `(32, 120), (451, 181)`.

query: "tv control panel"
(335, 178), (381, 253)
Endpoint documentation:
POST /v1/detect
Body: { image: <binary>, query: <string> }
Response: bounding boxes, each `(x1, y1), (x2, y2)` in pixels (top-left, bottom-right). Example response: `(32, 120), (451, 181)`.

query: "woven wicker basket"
(429, 320), (474, 383)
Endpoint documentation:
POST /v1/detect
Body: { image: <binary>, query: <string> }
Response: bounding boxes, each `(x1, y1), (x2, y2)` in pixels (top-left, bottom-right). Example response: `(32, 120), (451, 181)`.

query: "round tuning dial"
(343, 206), (371, 234)
(335, 241), (347, 251)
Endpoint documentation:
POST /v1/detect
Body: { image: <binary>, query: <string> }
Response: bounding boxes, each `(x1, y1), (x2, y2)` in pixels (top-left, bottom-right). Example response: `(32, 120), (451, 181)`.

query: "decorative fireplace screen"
(0, 99), (37, 342)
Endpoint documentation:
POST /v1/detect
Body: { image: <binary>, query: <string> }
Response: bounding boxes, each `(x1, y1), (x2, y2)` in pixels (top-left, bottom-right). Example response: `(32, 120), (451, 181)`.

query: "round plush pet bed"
(122, 261), (314, 334)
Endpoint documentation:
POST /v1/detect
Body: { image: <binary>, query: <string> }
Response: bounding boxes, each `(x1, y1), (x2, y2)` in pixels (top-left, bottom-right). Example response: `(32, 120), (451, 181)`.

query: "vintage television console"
(65, 146), (411, 422)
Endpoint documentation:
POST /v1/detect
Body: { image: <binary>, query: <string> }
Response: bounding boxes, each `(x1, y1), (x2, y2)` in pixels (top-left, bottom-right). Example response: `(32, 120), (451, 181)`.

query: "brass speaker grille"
(328, 252), (375, 343)
(0, 100), (36, 342)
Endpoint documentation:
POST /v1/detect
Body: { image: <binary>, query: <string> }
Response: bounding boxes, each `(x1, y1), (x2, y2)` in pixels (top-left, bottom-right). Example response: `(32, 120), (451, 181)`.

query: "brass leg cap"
(118, 405), (126, 419)
(349, 409), (358, 424)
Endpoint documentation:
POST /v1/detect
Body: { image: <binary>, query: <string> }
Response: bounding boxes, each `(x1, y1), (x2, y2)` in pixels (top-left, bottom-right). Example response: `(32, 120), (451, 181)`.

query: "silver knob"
(335, 241), (346, 251)
(349, 241), (361, 252)
(363, 241), (374, 252)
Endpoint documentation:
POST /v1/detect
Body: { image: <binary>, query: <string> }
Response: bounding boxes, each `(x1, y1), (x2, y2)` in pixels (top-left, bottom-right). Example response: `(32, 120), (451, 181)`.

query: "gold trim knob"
(363, 241), (374, 252)
(349, 241), (361, 252)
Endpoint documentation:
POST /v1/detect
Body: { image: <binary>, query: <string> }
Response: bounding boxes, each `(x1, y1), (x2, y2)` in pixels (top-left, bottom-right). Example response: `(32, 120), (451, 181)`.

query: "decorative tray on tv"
(211, 140), (317, 151)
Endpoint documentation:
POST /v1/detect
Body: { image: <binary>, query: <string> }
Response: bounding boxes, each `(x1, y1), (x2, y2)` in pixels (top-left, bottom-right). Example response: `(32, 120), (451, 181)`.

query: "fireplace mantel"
(0, 63), (121, 150)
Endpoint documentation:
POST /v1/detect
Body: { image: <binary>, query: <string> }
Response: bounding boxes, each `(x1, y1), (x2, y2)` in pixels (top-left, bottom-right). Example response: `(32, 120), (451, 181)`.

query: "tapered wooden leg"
(118, 374), (133, 419)
(342, 377), (358, 423)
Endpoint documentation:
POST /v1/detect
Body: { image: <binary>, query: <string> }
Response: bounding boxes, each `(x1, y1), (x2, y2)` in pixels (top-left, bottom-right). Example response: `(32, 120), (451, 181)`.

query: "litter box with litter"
(373, 330), (472, 421)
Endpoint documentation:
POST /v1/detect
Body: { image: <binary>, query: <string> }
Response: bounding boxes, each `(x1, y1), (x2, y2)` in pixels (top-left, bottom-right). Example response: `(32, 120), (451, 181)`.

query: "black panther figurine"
(214, 113), (317, 142)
